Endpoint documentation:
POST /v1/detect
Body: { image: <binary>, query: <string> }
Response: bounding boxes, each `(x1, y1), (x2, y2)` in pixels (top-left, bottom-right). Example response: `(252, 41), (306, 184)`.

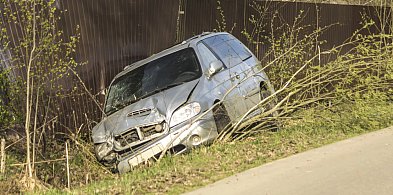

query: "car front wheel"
(213, 103), (231, 134)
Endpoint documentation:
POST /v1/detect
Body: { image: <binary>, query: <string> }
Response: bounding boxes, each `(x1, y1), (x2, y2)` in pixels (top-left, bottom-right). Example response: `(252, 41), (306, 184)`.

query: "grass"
(35, 98), (393, 194)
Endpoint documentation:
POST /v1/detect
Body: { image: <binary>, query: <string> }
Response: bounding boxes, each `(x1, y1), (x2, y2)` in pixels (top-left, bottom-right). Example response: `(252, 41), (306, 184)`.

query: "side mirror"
(207, 60), (224, 77)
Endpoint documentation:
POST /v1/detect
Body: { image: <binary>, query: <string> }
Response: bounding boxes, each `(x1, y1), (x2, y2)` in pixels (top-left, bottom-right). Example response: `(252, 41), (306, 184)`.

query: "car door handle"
(231, 74), (240, 81)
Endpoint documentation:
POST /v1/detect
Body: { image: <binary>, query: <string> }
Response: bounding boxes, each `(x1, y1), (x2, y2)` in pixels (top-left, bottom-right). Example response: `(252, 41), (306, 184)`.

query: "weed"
(36, 99), (393, 194)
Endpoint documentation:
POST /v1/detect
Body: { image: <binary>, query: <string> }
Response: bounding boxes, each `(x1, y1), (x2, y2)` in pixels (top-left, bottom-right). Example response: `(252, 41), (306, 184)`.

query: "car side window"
(202, 35), (243, 68)
(197, 43), (220, 67)
(227, 39), (252, 61)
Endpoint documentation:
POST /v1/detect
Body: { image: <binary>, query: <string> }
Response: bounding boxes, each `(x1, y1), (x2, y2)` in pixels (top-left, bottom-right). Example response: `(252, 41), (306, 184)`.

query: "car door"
(202, 34), (249, 119)
(196, 42), (235, 117)
(226, 37), (262, 110)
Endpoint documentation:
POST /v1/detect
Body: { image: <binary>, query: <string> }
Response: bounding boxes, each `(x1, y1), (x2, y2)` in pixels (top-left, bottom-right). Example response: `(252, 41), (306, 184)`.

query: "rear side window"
(202, 34), (252, 67)
(228, 39), (252, 61)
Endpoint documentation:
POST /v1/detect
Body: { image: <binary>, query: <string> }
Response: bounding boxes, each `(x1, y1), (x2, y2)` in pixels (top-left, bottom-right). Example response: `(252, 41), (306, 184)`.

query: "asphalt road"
(186, 126), (393, 195)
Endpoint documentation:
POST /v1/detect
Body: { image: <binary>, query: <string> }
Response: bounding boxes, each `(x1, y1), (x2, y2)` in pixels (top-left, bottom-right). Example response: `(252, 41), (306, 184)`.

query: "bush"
(219, 3), (393, 141)
(0, 68), (12, 127)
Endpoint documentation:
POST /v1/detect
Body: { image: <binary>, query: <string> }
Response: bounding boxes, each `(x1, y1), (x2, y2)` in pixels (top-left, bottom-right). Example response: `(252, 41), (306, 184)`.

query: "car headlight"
(170, 102), (201, 127)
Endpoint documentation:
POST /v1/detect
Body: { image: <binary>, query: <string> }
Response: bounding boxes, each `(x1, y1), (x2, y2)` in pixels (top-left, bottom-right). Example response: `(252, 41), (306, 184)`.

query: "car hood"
(92, 79), (199, 143)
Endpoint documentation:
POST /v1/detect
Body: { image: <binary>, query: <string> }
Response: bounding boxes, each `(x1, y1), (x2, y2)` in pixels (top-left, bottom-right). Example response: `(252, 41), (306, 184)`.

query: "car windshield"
(104, 48), (202, 115)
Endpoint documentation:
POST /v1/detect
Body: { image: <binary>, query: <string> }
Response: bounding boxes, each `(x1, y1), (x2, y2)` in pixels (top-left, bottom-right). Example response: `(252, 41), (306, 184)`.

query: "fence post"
(65, 140), (70, 189)
(1, 138), (5, 174)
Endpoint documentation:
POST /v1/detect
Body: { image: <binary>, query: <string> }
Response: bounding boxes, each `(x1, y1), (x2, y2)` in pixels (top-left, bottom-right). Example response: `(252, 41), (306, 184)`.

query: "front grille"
(117, 129), (139, 147)
(115, 122), (166, 148)
(140, 124), (160, 137)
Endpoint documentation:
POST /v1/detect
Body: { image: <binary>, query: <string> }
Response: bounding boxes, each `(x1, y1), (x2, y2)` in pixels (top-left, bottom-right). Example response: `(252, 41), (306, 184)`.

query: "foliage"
(0, 0), (80, 99)
(0, 0), (80, 190)
(242, 1), (330, 88)
(214, 0), (236, 33)
(222, 2), (393, 140)
(39, 99), (393, 194)
(0, 69), (12, 127)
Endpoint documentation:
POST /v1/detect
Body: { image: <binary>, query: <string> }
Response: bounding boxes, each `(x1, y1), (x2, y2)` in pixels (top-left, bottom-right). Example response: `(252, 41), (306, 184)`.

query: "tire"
(260, 90), (281, 131)
(213, 103), (231, 134)
(260, 90), (277, 116)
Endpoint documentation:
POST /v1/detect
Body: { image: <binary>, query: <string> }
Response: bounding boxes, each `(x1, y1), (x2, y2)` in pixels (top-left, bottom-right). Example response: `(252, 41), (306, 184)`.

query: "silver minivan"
(92, 32), (275, 173)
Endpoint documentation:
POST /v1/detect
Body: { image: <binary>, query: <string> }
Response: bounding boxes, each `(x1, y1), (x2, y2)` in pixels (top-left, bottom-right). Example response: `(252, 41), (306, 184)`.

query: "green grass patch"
(38, 99), (393, 194)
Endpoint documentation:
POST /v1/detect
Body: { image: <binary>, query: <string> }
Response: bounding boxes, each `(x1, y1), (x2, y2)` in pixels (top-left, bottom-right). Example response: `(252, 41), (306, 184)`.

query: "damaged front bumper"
(117, 117), (217, 174)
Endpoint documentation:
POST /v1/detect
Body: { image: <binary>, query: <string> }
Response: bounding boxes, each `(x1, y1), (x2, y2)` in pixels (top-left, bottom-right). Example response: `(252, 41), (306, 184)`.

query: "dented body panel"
(117, 115), (217, 173)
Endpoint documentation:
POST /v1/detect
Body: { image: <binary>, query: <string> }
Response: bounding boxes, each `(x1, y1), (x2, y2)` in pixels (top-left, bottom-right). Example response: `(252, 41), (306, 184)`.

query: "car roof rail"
(182, 32), (213, 44)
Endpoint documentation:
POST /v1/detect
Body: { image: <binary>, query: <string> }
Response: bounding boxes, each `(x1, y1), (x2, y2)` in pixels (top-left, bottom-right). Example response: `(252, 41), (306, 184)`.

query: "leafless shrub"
(217, 1), (393, 141)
